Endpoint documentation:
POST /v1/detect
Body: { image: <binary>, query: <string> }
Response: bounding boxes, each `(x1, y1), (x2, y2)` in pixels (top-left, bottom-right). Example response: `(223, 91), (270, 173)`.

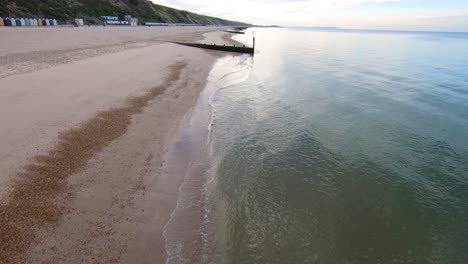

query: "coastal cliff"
(0, 0), (249, 25)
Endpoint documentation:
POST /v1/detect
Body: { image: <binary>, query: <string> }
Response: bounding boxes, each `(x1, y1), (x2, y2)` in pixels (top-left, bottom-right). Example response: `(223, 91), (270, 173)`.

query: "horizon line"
(255, 25), (468, 34)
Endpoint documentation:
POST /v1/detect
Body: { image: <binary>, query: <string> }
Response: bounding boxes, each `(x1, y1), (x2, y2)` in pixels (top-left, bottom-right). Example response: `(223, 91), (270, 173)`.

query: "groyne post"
(252, 30), (256, 55)
(253, 36), (256, 52)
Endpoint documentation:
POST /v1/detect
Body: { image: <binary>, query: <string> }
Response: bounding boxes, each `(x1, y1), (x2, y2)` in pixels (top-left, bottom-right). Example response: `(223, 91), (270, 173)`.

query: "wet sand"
(0, 26), (239, 263)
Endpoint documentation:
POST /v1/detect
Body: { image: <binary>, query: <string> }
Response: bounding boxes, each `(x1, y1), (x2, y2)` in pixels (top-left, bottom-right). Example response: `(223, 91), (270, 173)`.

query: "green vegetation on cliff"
(0, 0), (248, 25)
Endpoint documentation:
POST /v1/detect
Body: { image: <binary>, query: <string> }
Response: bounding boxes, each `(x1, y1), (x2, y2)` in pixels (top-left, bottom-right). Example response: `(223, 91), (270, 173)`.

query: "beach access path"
(0, 26), (236, 263)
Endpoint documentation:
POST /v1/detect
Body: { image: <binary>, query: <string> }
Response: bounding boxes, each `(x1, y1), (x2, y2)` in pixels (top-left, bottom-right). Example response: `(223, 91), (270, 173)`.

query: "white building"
(124, 15), (138, 26)
(75, 18), (84, 26)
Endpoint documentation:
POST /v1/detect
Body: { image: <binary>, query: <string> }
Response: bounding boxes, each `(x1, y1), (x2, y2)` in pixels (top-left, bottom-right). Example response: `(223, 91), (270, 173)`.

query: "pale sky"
(151, 0), (468, 32)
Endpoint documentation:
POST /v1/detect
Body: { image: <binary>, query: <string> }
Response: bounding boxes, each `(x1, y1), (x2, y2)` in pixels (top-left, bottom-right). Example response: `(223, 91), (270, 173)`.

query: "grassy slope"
(0, 0), (248, 25)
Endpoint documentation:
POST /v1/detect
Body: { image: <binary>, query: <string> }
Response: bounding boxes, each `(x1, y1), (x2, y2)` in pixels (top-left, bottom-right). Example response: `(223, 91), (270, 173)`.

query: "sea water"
(168, 28), (468, 264)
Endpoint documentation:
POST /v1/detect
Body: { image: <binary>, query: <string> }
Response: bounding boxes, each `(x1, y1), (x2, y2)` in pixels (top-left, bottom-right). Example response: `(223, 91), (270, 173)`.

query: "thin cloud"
(151, 0), (400, 13)
(150, 0), (468, 32)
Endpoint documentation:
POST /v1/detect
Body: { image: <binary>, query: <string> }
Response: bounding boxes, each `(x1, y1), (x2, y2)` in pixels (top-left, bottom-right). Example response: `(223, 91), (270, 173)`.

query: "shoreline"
(162, 33), (247, 264)
(163, 52), (254, 264)
(0, 27), (243, 263)
(162, 55), (222, 264)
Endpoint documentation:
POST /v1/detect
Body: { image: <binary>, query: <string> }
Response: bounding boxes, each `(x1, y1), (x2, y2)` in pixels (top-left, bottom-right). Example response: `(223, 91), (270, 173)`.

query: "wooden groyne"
(171, 41), (254, 55)
(225, 30), (245, 34)
(233, 27), (249, 31)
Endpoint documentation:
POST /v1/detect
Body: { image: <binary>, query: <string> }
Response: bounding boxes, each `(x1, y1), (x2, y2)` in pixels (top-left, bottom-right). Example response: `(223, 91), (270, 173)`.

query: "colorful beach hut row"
(0, 18), (58, 27)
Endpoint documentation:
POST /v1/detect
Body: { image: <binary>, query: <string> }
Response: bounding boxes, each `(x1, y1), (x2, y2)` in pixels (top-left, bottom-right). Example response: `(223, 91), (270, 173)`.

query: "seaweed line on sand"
(0, 61), (187, 263)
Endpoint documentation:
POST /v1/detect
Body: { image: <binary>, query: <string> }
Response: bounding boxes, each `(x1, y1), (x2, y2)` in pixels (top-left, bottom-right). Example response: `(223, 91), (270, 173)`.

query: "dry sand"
(0, 26), (239, 263)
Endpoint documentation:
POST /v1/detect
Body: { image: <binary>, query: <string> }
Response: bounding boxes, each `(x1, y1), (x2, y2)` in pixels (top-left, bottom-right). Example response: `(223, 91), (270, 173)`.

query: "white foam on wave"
(163, 53), (253, 264)
(163, 162), (193, 264)
(207, 54), (253, 144)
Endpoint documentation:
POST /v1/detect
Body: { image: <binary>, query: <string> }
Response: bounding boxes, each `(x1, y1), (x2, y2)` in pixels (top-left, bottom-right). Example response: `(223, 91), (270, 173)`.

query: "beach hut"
(20, 18), (26, 26)
(11, 18), (16, 26)
(5, 18), (12, 26)
(0, 18), (4, 26)
(45, 19), (50, 26)
(15, 18), (21, 26)
(41, 19), (47, 26)
(25, 18), (30, 26)
(50, 19), (56, 26)
(53, 19), (58, 26)
(29, 18), (35, 26)
(74, 18), (84, 26)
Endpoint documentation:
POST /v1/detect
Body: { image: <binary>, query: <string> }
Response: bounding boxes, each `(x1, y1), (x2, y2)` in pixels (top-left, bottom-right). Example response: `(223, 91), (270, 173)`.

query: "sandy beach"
(0, 26), (237, 263)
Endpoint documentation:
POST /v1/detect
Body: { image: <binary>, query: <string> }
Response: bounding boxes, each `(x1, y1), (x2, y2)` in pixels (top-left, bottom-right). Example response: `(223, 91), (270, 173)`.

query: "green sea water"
(167, 28), (468, 264)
